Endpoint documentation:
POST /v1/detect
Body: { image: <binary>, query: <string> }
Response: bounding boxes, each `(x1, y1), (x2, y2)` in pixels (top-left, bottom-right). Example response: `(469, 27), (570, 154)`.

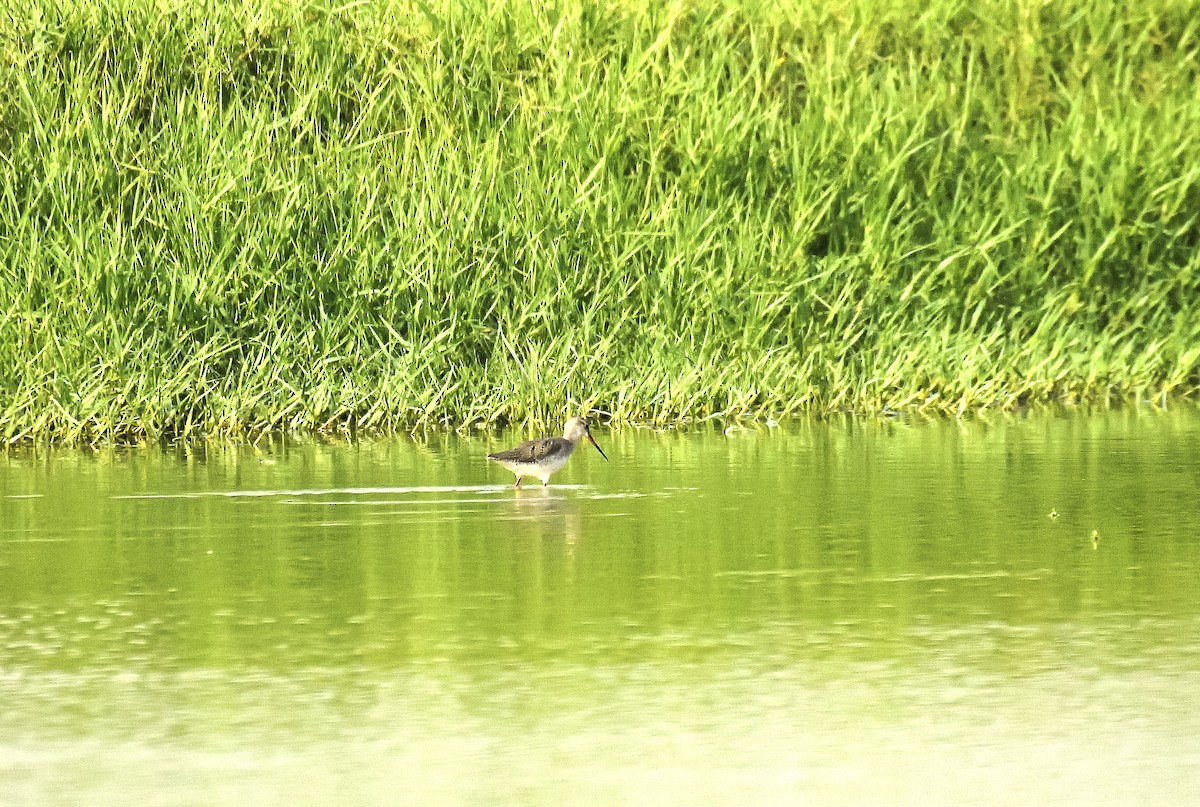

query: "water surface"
(2, 409), (1200, 805)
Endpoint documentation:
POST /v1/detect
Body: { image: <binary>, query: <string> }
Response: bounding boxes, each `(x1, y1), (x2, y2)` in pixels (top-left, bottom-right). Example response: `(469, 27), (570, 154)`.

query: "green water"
(2, 410), (1200, 806)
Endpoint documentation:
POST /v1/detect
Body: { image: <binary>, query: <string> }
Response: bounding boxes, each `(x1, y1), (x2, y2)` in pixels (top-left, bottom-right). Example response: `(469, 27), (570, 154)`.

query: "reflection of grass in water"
(2, 1), (1198, 442)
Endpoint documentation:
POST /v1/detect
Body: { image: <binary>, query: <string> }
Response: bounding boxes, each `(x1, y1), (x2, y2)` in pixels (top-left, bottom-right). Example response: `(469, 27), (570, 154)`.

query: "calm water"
(2, 409), (1200, 806)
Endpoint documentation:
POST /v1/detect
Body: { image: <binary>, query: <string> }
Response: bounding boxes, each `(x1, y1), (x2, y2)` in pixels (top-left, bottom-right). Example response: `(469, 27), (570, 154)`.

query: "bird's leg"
(513, 476), (522, 489)
(542, 479), (549, 487)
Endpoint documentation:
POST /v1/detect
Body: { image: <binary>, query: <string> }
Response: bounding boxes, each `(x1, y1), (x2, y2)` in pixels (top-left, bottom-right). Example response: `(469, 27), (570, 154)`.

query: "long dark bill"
(587, 434), (609, 461)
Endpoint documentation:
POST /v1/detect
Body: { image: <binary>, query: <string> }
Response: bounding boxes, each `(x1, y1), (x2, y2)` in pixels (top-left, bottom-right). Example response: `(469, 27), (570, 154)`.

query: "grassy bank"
(2, 0), (1198, 441)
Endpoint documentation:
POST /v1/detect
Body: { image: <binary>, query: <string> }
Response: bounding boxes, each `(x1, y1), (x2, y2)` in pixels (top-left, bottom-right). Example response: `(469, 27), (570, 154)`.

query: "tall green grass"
(2, 0), (1198, 441)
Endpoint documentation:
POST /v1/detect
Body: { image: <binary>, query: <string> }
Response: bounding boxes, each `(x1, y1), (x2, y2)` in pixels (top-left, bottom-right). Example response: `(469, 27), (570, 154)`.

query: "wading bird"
(487, 416), (608, 488)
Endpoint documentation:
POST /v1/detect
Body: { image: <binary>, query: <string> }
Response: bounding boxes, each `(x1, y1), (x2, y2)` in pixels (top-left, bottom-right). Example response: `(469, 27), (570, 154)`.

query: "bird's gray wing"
(488, 437), (566, 462)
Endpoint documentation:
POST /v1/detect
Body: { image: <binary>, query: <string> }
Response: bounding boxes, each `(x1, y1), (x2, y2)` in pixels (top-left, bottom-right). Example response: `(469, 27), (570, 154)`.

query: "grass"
(1, 0), (1198, 442)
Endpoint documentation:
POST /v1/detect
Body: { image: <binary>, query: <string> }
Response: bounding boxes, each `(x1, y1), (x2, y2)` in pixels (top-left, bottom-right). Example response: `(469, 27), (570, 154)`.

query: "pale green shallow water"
(2, 409), (1200, 806)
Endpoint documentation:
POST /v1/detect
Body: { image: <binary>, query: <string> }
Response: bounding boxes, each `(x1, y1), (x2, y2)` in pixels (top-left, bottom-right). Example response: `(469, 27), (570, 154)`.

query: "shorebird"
(487, 416), (608, 488)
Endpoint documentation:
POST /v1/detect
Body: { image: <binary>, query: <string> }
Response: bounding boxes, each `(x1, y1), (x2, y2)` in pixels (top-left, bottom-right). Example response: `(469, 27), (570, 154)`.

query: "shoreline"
(3, 1), (1198, 444)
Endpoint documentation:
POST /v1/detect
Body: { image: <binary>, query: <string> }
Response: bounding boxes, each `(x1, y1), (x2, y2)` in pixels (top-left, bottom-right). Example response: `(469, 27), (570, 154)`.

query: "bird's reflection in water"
(506, 486), (584, 551)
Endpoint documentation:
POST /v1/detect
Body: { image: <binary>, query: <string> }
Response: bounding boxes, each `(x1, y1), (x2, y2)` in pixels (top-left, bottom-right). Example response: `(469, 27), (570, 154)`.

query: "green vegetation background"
(2, 0), (1198, 441)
